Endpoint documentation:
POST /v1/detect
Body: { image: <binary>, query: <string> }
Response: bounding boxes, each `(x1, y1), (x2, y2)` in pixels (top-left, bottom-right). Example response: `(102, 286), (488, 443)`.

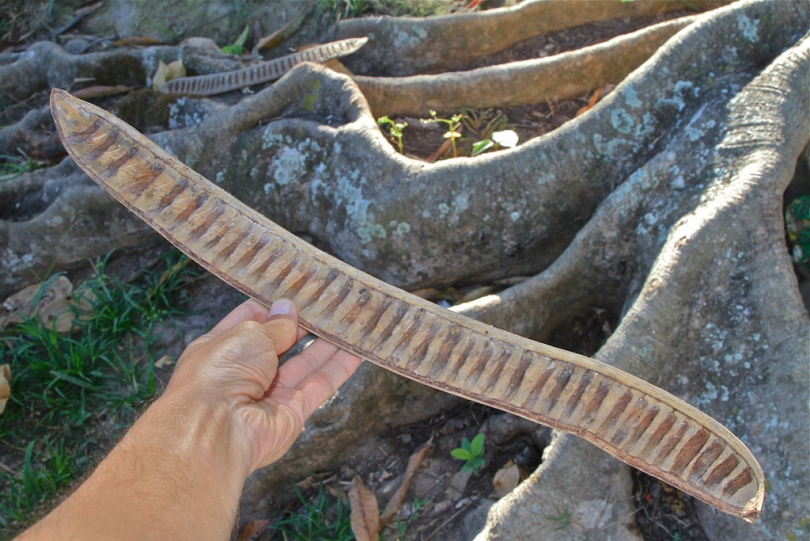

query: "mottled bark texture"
(1, 0), (808, 538)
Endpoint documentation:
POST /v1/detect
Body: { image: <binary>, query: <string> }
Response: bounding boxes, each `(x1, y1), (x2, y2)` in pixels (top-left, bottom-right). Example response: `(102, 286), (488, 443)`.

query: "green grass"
(0, 0), (86, 47)
(0, 150), (46, 182)
(0, 250), (200, 535)
(270, 484), (354, 541)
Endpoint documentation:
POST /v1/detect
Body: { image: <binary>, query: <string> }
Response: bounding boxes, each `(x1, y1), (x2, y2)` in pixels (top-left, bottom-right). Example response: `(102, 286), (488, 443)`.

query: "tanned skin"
(18, 299), (361, 541)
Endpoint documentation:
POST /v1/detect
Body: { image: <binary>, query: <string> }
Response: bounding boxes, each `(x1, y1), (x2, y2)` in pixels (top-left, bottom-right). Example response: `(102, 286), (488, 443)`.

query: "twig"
(421, 497), (478, 541)
(48, 2), (103, 40)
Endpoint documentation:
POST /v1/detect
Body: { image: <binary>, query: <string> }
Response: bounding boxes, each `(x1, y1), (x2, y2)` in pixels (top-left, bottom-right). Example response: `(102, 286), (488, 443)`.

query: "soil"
(1, 4), (715, 540)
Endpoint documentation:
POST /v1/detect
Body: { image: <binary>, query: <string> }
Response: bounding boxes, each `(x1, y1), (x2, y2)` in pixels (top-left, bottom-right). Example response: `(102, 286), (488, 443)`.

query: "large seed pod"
(50, 89), (764, 523)
(160, 37), (368, 95)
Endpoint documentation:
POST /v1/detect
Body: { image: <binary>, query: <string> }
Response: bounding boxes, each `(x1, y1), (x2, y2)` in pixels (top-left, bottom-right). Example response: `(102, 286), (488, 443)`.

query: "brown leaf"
(380, 436), (433, 526)
(72, 85), (132, 100)
(155, 257), (193, 288)
(152, 61), (169, 91)
(576, 87), (603, 117)
(111, 36), (162, 47)
(251, 13), (305, 56)
(1, 276), (95, 333)
(322, 58), (354, 77)
(235, 519), (269, 541)
(349, 475), (380, 541)
(164, 60), (187, 84)
(458, 285), (498, 304)
(154, 355), (175, 369)
(426, 137), (453, 163)
(492, 460), (521, 498)
(0, 364), (11, 416)
(152, 60), (186, 91)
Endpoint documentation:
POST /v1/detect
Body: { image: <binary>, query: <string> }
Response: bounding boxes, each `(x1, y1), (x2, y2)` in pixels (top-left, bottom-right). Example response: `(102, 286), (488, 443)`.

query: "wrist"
(19, 387), (252, 540)
(141, 387), (254, 484)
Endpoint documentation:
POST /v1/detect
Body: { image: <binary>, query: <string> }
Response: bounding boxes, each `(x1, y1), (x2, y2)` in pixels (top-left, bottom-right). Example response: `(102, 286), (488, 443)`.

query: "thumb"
(261, 299), (299, 356)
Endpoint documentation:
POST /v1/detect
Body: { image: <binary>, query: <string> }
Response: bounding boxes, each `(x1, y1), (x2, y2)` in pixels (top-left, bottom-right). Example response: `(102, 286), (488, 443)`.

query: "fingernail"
(269, 299), (294, 316)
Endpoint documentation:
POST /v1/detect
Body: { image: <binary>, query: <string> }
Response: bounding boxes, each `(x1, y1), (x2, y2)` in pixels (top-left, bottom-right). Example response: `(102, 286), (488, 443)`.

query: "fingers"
(253, 299), (300, 356)
(207, 299), (272, 336)
(202, 298), (362, 420)
(276, 338), (362, 418)
(296, 349), (362, 418)
(206, 299), (308, 340)
(276, 338), (343, 386)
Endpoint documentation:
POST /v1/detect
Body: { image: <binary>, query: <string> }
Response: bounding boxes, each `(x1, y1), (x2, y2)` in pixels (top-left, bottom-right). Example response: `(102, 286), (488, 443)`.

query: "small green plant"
(394, 497), (426, 540)
(786, 195), (810, 271)
(0, 149), (46, 181)
(547, 508), (573, 532)
(272, 484), (354, 540)
(451, 433), (486, 475)
(422, 110), (463, 158)
(377, 116), (408, 154)
(315, 0), (379, 20)
(471, 129), (519, 157)
(221, 24), (249, 55)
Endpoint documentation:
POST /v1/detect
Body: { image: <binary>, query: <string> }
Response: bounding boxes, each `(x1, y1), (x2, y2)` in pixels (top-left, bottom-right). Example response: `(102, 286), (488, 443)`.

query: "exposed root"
(474, 5), (810, 539)
(333, 0), (732, 76)
(355, 15), (696, 121)
(0, 106), (62, 161)
(0, 41), (250, 102)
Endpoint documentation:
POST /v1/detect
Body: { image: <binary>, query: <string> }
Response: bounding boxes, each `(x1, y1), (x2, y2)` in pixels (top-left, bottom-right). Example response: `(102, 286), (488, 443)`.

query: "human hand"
(18, 299), (361, 541)
(163, 298), (362, 474)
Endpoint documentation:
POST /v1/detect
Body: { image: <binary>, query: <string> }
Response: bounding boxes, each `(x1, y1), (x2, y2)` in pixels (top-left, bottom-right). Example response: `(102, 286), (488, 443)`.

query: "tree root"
(332, 0), (732, 76)
(355, 15), (696, 118)
(0, 106), (63, 161)
(466, 4), (810, 539)
(1, 2), (805, 299)
(0, 40), (250, 103)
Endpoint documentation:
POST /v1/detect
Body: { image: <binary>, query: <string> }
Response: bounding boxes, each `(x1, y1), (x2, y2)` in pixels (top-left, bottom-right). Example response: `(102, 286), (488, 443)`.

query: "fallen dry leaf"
(492, 460), (521, 498)
(152, 60), (187, 91)
(235, 519), (269, 541)
(576, 87), (603, 117)
(322, 58), (354, 77)
(1, 275), (95, 333)
(426, 137), (453, 163)
(380, 436), (433, 526)
(458, 285), (498, 304)
(111, 36), (162, 47)
(155, 257), (193, 288)
(151, 61), (169, 91)
(163, 60), (187, 85)
(154, 355), (175, 369)
(72, 85), (132, 100)
(251, 13), (305, 56)
(0, 364), (11, 416)
(575, 84), (615, 117)
(349, 475), (380, 541)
